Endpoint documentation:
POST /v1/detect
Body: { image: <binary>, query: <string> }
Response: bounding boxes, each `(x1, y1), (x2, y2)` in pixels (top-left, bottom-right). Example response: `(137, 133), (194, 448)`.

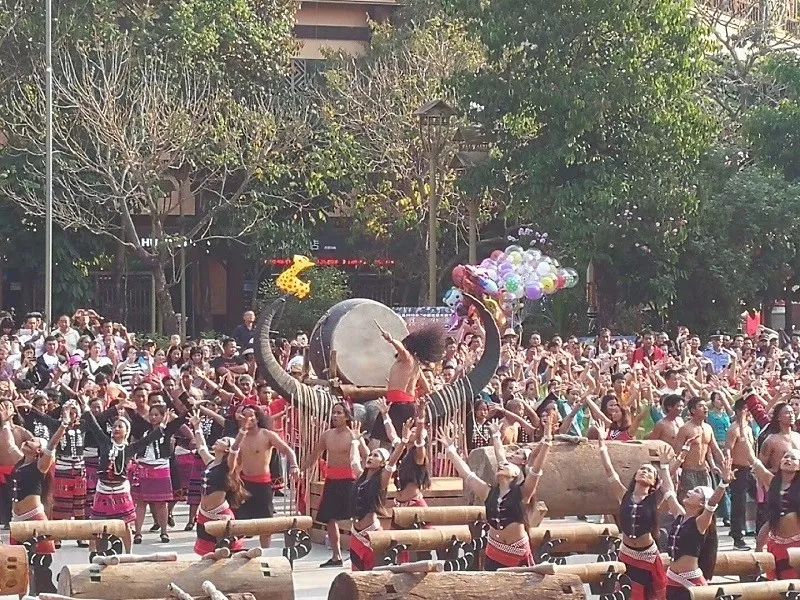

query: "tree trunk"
(594, 259), (617, 329)
(109, 241), (126, 322)
(196, 252), (212, 333)
(153, 261), (179, 334)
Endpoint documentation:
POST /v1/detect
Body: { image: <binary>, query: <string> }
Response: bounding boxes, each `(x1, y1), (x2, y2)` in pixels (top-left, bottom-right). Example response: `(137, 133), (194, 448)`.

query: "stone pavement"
(0, 504), (751, 600)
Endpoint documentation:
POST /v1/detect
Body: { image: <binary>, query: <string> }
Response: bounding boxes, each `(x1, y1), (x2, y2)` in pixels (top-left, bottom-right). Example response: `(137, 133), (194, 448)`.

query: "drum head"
(321, 300), (408, 388)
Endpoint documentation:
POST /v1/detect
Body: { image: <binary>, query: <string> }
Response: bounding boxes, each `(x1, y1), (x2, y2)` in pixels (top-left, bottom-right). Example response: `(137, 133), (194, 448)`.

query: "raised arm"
(521, 415), (553, 503)
(38, 413), (68, 472)
(695, 455), (732, 534)
(489, 420), (509, 466)
(438, 424), (491, 502)
(375, 398), (401, 446)
(189, 413), (214, 464)
(595, 422), (627, 502)
(0, 404), (24, 464)
(584, 396), (613, 427)
(378, 325), (414, 364)
(656, 444), (684, 517)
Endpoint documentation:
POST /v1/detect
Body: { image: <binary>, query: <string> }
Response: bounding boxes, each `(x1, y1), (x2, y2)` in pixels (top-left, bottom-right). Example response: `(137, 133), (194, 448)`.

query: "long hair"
(758, 402), (790, 451)
(396, 447), (431, 491)
(698, 519), (718, 581)
(619, 468), (662, 541)
(767, 469), (800, 528)
(331, 402), (353, 427)
(600, 394), (631, 431)
(219, 439), (250, 509)
(402, 322), (446, 364)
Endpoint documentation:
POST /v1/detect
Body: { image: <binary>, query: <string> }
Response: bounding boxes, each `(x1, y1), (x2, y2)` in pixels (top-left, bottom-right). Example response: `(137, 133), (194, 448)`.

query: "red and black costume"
(483, 483), (533, 570)
(617, 490), (666, 600)
(665, 516), (708, 600)
(194, 460), (245, 556)
(765, 476), (800, 580)
(349, 473), (383, 572)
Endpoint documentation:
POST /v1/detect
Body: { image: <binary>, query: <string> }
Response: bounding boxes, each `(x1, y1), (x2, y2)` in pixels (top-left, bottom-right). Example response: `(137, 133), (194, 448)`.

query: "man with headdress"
(370, 322), (445, 444)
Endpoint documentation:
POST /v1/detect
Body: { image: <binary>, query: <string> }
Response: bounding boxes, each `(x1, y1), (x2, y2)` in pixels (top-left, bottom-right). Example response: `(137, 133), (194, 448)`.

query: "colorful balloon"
(525, 284), (543, 301)
(504, 244), (523, 255)
(490, 250), (506, 262)
(541, 276), (556, 294)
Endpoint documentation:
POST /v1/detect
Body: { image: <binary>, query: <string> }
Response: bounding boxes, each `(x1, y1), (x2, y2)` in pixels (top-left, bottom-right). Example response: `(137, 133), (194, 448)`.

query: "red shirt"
(630, 345), (665, 366)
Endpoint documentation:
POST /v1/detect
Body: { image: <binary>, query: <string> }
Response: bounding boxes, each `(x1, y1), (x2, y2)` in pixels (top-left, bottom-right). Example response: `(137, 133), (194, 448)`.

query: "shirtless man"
(726, 399), (756, 549)
(649, 394), (685, 451)
(303, 403), (365, 568)
(236, 406), (299, 548)
(0, 400), (32, 526)
(674, 397), (725, 500)
(370, 322), (444, 445)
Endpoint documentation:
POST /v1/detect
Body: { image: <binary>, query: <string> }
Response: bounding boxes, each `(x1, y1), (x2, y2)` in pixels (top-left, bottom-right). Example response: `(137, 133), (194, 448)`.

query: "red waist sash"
(386, 389), (415, 404)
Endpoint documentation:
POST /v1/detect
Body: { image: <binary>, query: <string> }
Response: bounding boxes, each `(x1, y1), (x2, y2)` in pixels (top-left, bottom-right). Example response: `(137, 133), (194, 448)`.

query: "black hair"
(663, 394), (683, 412)
(686, 397), (704, 413)
(402, 322), (446, 364)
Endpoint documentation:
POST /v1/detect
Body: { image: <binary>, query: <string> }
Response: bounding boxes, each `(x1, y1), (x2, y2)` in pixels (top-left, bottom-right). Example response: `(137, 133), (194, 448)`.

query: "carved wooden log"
(392, 506), (486, 528)
(0, 544), (29, 597)
(57, 557), (293, 600)
(11, 519), (130, 545)
(373, 561), (445, 574)
(327, 572), (587, 600)
(366, 526), (473, 554)
(35, 595), (257, 600)
(499, 561), (626, 583)
(467, 440), (671, 517)
(689, 580), (800, 600)
(659, 552), (775, 577)
(202, 516), (313, 538)
(528, 523), (619, 553)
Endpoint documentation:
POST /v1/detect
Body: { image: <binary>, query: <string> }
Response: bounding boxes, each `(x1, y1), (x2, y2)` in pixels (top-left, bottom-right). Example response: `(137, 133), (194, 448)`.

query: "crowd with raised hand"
(3, 304), (800, 595)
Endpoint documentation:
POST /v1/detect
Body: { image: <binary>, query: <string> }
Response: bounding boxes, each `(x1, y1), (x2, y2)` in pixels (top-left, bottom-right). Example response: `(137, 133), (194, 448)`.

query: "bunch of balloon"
(447, 245), (578, 330)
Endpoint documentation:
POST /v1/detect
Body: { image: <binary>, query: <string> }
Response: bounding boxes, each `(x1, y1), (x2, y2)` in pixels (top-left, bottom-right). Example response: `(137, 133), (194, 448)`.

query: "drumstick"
(168, 583), (195, 600)
(202, 581), (229, 600)
(92, 552), (178, 565)
(373, 319), (388, 336)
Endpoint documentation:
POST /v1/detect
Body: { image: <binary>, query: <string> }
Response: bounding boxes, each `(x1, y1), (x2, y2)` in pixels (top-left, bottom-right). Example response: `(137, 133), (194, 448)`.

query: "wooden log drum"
(392, 506), (486, 529)
(327, 572), (587, 600)
(202, 516), (312, 538)
(689, 580), (800, 600)
(467, 440), (672, 518)
(57, 557), (294, 600)
(0, 545), (29, 597)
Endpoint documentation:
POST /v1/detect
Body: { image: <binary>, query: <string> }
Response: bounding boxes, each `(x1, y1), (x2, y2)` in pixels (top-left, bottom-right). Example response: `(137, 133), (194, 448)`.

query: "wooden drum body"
(309, 298), (408, 387)
(0, 545), (29, 597)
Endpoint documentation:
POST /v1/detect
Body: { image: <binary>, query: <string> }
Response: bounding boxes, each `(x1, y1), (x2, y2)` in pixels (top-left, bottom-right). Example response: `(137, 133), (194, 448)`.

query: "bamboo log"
(499, 561), (626, 584)
(202, 516), (312, 538)
(0, 544), (29, 597)
(528, 523), (619, 553)
(57, 557), (293, 600)
(787, 547), (800, 568)
(34, 594), (257, 600)
(467, 441), (672, 517)
(373, 561), (445, 574)
(366, 526), (473, 554)
(392, 506), (486, 528)
(659, 552), (775, 577)
(92, 553), (178, 566)
(327, 572), (587, 600)
(10, 519), (129, 541)
(689, 580), (800, 600)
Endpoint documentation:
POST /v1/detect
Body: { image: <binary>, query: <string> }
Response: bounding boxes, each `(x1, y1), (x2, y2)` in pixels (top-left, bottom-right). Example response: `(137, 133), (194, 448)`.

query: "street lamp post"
(452, 125), (491, 266)
(44, 0), (53, 329)
(415, 100), (455, 307)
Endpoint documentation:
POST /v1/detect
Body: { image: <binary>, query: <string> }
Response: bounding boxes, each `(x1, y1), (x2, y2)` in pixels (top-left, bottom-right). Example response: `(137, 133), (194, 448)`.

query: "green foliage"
(0, 199), (110, 315)
(447, 0), (717, 323)
(256, 268), (351, 336)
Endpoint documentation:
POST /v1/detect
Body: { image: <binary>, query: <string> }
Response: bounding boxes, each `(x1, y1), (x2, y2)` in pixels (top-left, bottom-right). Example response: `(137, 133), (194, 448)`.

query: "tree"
(0, 39), (314, 332)
(257, 268), (350, 336)
(447, 0), (717, 326)
(315, 9), (485, 302)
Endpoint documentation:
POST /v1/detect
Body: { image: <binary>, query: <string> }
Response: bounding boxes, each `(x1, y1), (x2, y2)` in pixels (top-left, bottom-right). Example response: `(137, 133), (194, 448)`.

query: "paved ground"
(0, 504), (750, 600)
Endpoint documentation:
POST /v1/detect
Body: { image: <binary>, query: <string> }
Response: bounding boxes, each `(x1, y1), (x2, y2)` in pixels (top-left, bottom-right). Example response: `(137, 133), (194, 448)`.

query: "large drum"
(309, 299), (408, 387)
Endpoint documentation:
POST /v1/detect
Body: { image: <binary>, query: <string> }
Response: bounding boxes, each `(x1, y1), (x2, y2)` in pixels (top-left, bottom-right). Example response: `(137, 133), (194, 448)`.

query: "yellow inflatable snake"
(276, 255), (315, 299)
